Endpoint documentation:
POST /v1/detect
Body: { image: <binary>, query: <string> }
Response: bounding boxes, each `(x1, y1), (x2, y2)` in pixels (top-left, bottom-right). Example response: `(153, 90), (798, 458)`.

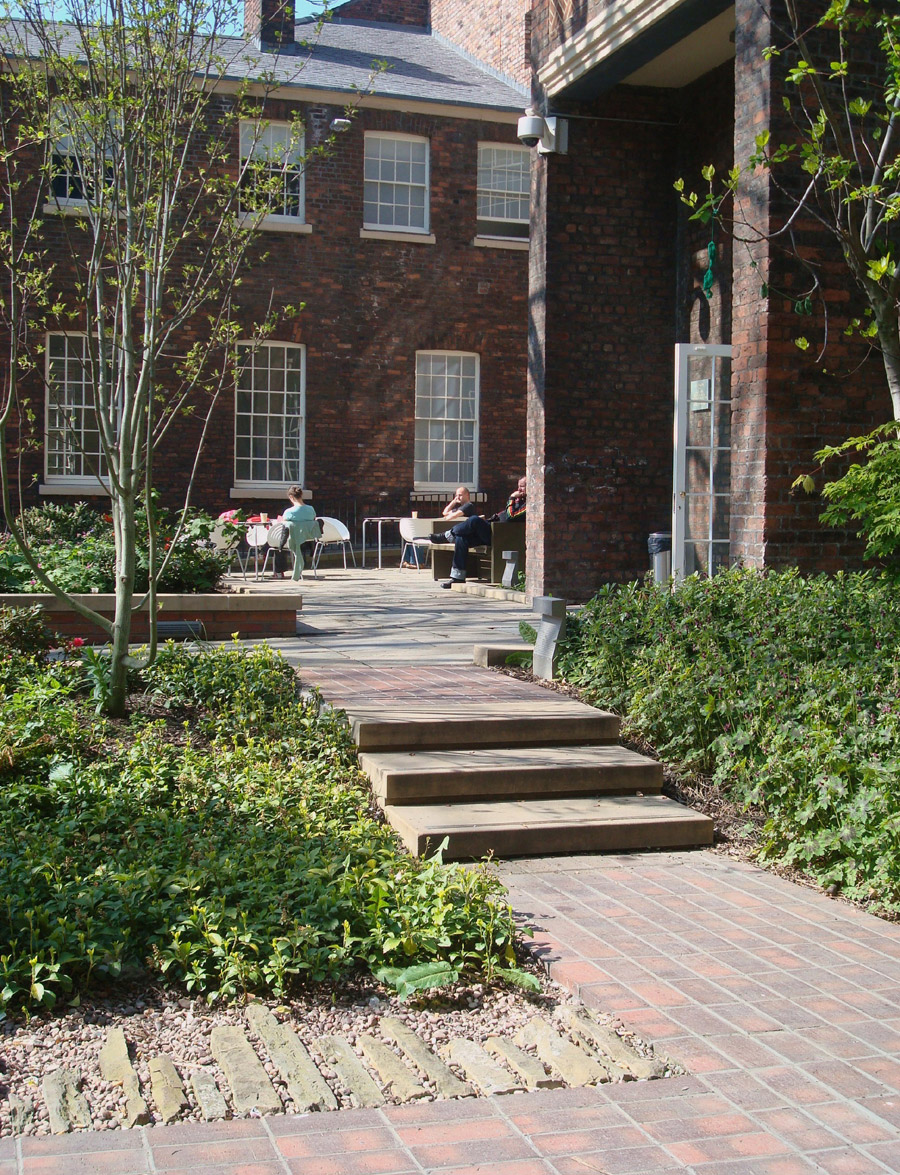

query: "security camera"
(517, 113), (545, 149)
(517, 112), (568, 154)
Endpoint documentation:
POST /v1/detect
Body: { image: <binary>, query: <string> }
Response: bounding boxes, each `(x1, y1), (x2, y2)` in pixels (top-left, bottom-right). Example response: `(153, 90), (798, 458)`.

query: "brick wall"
(731, 0), (885, 572)
(430, 0), (531, 88)
(529, 0), (606, 72)
(527, 88), (679, 599)
(332, 0), (428, 26)
(7, 97), (528, 532)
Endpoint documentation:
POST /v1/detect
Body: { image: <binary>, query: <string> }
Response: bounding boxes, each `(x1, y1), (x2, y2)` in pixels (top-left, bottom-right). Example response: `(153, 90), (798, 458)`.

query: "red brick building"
(522, 0), (889, 598)
(6, 0), (891, 594)
(6, 0), (530, 534)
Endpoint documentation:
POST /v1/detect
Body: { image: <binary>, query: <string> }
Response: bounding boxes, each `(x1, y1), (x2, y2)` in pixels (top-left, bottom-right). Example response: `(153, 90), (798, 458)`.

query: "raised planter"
(0, 591), (303, 643)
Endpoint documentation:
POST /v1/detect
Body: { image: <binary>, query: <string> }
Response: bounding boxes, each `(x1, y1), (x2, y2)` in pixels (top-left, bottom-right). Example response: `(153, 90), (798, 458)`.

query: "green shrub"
(2, 502), (233, 594)
(810, 423), (900, 562)
(0, 604), (55, 661)
(558, 568), (900, 910)
(0, 645), (519, 1018)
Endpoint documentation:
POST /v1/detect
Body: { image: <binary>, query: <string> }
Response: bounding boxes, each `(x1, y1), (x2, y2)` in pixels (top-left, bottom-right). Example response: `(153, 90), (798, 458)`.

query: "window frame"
(43, 331), (111, 489)
(44, 103), (117, 215)
(363, 131), (431, 235)
(233, 340), (306, 491)
(476, 142), (530, 241)
(238, 119), (308, 230)
(413, 350), (480, 492)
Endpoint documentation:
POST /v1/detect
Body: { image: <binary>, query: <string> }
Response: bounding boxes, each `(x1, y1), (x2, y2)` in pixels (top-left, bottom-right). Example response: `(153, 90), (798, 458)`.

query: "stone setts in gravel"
(1, 981), (676, 1137)
(97, 1028), (150, 1127)
(484, 1034), (564, 1089)
(514, 1017), (610, 1086)
(442, 1039), (522, 1096)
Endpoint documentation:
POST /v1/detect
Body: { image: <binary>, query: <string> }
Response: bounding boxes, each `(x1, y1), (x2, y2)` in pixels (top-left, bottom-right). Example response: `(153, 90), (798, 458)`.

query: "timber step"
(384, 795), (714, 860)
(360, 744), (664, 805)
(349, 700), (619, 752)
(312, 665), (712, 859)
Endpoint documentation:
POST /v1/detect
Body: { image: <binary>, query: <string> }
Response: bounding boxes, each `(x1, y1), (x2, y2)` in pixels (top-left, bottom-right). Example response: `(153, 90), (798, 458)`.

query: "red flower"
(69, 637), (85, 648)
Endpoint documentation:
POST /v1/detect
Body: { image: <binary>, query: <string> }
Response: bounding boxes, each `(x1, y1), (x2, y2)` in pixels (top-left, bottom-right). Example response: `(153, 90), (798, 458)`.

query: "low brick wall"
(1, 592), (302, 643)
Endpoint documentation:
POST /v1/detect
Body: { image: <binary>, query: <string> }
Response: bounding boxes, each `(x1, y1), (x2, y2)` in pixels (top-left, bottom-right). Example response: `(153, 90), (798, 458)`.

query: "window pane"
(414, 352), (479, 486)
(364, 135), (429, 232)
(235, 344), (304, 484)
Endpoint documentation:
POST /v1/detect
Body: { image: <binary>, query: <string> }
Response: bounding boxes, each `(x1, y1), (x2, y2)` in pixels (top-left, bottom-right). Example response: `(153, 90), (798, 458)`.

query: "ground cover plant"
(0, 625), (520, 1020)
(554, 568), (900, 913)
(0, 501), (235, 594)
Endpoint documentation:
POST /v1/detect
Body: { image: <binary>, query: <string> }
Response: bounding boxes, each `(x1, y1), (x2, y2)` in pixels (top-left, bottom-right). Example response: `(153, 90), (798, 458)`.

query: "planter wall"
(1, 592), (302, 642)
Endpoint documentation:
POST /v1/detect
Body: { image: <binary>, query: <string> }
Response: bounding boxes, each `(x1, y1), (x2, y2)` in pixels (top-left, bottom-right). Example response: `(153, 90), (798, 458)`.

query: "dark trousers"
(451, 515), (492, 573)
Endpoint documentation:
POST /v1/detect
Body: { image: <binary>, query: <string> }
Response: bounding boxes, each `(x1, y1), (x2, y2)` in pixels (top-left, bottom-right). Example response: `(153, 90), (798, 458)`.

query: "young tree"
(0, 0), (362, 714)
(679, 0), (900, 420)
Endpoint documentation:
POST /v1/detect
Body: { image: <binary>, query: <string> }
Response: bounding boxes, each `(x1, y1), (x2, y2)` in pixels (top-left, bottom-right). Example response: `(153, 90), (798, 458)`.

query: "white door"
(672, 343), (733, 579)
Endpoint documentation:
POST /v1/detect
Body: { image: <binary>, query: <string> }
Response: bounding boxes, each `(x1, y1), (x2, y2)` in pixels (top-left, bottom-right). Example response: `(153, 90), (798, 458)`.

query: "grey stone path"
(4, 569), (899, 1172)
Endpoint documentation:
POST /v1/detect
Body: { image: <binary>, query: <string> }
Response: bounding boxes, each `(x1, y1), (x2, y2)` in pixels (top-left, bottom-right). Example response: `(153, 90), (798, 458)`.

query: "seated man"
(439, 477), (526, 587)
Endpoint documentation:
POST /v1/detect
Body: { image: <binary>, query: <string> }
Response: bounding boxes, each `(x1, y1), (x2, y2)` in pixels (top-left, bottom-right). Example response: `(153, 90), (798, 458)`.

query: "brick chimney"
(244, 0), (295, 49)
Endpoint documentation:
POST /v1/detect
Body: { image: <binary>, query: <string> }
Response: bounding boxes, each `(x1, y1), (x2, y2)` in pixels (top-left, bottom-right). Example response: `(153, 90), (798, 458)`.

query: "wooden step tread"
(383, 794), (714, 860)
(348, 699), (619, 751)
(361, 744), (663, 803)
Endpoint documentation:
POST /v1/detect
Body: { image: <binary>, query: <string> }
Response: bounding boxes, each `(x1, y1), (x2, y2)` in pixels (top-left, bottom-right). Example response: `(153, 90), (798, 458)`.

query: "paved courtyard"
(2, 570), (898, 1173)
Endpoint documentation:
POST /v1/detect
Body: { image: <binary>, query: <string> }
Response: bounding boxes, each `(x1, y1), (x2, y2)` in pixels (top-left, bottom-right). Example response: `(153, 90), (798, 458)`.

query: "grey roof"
(2, 17), (526, 113)
(226, 18), (528, 111)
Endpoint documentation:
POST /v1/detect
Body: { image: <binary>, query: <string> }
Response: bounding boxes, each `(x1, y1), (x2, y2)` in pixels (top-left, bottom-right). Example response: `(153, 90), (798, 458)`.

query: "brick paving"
(6, 850), (900, 1173)
(5, 597), (900, 1173)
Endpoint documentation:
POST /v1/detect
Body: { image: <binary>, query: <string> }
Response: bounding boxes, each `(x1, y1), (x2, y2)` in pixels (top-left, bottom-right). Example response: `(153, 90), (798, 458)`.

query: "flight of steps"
(344, 676), (714, 860)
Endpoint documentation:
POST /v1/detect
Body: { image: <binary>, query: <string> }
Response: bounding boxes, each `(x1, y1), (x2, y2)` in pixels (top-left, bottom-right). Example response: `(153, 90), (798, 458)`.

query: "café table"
(244, 522), (271, 580)
(361, 516), (403, 569)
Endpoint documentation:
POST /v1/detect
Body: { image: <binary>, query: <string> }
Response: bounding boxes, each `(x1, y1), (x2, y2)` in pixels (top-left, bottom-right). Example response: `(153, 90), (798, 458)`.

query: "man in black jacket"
(439, 476), (526, 587)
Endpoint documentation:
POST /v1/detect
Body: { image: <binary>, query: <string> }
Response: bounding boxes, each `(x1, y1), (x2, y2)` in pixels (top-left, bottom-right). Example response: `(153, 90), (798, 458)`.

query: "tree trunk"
(107, 494), (137, 718)
(874, 307), (900, 422)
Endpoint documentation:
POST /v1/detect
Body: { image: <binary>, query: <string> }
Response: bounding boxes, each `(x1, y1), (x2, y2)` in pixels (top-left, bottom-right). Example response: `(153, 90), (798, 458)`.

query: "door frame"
(672, 342), (733, 580)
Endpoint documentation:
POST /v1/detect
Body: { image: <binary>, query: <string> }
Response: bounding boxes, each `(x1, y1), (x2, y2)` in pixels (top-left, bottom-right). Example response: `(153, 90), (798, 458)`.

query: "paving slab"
(22, 574), (900, 1174)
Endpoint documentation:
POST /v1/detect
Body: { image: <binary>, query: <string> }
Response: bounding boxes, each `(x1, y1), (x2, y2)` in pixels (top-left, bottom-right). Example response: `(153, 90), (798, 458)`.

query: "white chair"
(310, 516), (356, 575)
(399, 516), (435, 571)
(210, 521), (246, 577)
(244, 523), (270, 580)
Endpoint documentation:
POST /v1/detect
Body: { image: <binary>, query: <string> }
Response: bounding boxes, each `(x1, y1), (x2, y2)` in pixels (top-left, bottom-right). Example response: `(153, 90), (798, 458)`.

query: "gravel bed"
(0, 970), (592, 1136)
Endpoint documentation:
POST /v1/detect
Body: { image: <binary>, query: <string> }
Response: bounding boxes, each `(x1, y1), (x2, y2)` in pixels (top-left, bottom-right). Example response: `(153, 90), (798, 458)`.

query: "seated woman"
(274, 486), (320, 580)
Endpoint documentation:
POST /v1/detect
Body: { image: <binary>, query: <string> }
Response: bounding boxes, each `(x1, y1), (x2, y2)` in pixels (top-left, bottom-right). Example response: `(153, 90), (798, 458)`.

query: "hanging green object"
(702, 238), (716, 299)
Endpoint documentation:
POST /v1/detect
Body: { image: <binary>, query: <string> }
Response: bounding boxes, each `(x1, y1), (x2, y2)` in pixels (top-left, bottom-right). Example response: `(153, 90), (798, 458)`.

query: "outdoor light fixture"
(330, 117), (352, 132)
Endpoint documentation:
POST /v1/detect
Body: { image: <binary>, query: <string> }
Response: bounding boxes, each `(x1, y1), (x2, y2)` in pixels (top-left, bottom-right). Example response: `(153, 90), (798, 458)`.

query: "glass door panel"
(673, 344), (733, 579)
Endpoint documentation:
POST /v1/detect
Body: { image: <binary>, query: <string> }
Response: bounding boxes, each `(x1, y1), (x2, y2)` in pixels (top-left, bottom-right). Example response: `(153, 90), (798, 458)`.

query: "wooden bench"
(431, 515), (525, 583)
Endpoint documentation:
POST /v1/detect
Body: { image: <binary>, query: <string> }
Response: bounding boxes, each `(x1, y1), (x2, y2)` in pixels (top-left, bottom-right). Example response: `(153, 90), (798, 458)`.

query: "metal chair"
(310, 516), (356, 575)
(399, 516), (435, 571)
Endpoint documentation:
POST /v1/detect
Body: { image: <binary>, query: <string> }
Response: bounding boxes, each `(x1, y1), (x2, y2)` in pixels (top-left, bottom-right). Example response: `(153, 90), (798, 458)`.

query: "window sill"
(238, 212), (312, 234)
(42, 200), (91, 217)
(473, 236), (529, 251)
(360, 228), (436, 245)
(230, 486), (313, 501)
(40, 481), (110, 496)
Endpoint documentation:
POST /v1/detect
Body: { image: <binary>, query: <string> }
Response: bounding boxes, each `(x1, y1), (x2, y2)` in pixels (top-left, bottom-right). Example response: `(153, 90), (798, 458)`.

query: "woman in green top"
(277, 485), (320, 580)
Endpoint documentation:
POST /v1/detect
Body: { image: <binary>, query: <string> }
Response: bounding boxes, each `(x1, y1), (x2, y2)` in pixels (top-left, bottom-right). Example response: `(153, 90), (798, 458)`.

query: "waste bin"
(647, 532), (672, 584)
